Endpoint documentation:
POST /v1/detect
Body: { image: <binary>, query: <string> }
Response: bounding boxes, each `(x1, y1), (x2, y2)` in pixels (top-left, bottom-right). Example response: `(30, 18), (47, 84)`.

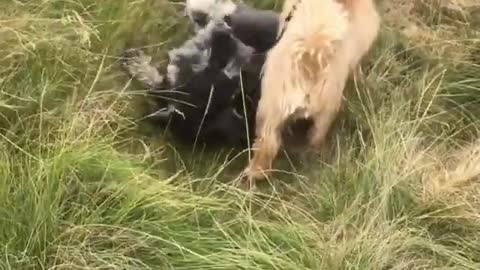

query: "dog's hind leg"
(308, 108), (340, 154)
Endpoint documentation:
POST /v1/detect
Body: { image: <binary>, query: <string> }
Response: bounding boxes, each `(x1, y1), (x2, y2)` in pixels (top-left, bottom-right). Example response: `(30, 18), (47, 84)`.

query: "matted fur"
(245, 0), (381, 183)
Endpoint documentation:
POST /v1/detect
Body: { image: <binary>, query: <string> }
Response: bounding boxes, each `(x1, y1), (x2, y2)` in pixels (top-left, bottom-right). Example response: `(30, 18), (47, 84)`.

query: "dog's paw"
(239, 168), (258, 191)
(241, 163), (272, 189)
(121, 48), (164, 88)
(121, 48), (149, 71)
(167, 49), (180, 63)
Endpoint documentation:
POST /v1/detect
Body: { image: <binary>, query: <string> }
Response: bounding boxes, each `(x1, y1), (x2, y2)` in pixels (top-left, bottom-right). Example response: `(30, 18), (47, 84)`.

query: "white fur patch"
(186, 0), (217, 14)
(223, 59), (242, 79)
(166, 64), (179, 85)
(186, 0), (237, 29)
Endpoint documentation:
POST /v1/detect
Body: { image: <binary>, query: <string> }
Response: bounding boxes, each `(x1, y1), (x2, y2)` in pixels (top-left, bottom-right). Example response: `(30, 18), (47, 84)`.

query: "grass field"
(1, 0), (480, 269)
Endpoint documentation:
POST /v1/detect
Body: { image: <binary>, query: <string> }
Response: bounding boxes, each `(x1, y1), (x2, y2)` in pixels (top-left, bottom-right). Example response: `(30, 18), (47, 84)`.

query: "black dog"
(121, 22), (257, 146)
(122, 6), (280, 148)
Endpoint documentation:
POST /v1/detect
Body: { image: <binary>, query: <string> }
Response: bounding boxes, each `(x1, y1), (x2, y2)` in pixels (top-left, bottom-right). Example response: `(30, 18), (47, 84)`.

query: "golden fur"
(244, 0), (381, 184)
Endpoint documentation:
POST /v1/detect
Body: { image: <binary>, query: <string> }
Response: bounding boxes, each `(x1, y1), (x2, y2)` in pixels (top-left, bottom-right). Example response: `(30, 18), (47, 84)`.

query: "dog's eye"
(191, 11), (208, 27)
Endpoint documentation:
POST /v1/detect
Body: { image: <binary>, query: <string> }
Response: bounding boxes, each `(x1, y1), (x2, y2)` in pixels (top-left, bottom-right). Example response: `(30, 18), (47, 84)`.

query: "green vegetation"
(0, 0), (479, 269)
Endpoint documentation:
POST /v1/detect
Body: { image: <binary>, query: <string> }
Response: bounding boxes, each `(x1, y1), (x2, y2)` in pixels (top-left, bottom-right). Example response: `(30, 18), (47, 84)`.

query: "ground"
(0, 0), (480, 269)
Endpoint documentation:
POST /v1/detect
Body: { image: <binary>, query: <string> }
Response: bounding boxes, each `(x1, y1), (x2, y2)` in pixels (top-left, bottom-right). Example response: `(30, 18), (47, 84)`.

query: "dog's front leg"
(244, 120), (283, 188)
(121, 48), (165, 89)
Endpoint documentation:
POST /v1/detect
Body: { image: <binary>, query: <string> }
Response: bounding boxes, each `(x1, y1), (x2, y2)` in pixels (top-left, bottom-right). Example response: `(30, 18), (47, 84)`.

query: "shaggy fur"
(244, 0), (381, 184)
(185, 0), (237, 31)
(122, 2), (281, 147)
(185, 0), (280, 73)
(122, 20), (262, 146)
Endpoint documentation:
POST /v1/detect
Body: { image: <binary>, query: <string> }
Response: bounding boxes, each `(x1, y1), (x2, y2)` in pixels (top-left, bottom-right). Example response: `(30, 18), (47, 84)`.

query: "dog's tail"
(284, 0), (350, 78)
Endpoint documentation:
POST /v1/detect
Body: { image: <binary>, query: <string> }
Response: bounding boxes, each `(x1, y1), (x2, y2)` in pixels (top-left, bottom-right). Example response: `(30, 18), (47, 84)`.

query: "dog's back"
(257, 0), (350, 125)
(258, 0), (380, 122)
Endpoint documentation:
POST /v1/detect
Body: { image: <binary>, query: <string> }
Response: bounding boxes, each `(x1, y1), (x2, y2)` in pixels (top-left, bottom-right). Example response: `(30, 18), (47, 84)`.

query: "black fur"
(224, 3), (279, 54)
(122, 5), (280, 148)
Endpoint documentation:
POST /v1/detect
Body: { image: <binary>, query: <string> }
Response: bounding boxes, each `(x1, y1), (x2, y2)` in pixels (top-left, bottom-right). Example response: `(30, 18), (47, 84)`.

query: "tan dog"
(244, 0), (381, 184)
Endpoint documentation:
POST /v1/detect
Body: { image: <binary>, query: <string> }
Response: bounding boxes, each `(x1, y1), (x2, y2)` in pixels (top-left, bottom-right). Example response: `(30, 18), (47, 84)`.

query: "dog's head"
(185, 0), (237, 31)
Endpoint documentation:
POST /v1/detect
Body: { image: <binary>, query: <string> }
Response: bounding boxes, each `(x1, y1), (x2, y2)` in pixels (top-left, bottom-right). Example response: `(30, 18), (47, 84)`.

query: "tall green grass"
(1, 0), (480, 269)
